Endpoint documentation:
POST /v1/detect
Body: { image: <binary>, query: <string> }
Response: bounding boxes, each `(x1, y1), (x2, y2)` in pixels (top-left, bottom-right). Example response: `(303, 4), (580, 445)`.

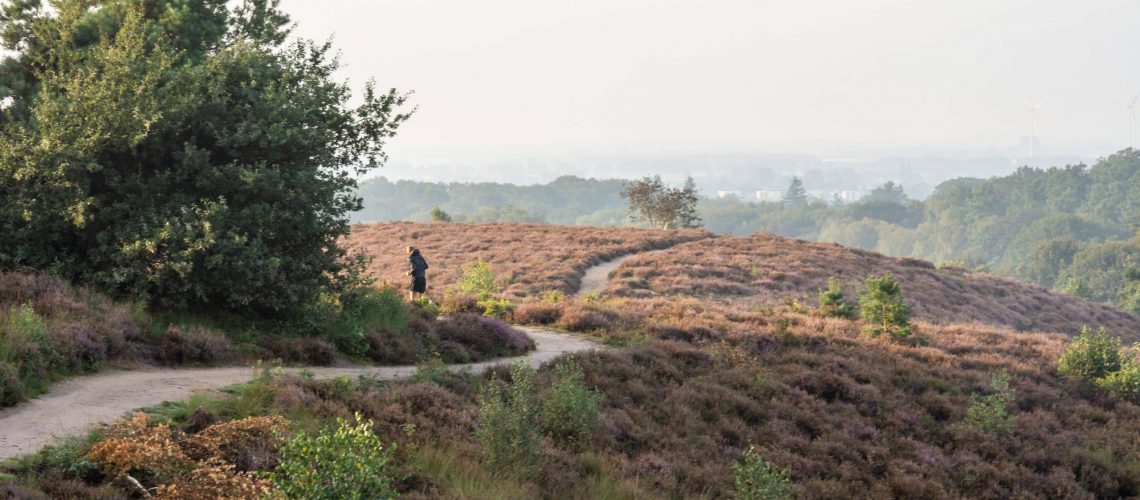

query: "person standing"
(407, 246), (429, 301)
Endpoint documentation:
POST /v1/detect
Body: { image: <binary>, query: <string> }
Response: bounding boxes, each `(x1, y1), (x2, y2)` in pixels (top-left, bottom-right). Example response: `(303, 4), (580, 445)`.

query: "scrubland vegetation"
(606, 233), (1140, 337)
(0, 272), (531, 408)
(1, 0), (1137, 496)
(5, 222), (1140, 498)
(347, 221), (708, 298)
(354, 151), (1140, 313)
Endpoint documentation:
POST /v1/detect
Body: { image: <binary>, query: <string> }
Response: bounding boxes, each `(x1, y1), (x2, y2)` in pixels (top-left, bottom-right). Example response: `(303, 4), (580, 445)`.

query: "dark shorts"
(410, 275), (426, 293)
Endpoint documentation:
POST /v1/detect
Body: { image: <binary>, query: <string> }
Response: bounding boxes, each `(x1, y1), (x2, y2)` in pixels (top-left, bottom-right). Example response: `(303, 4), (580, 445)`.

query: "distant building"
(755, 190), (782, 202)
(716, 190), (742, 199)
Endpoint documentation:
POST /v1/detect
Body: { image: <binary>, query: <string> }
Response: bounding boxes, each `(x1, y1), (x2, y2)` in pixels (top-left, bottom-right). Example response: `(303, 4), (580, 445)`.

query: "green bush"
(324, 287), (409, 355)
(479, 298), (517, 320)
(965, 371), (1017, 435)
(271, 412), (398, 500)
(1058, 326), (1121, 380)
(540, 358), (603, 446)
(476, 360), (541, 477)
(858, 273), (911, 339)
(0, 2), (412, 314)
(733, 445), (793, 500)
(817, 277), (856, 319)
(458, 257), (500, 300)
(1096, 346), (1140, 403)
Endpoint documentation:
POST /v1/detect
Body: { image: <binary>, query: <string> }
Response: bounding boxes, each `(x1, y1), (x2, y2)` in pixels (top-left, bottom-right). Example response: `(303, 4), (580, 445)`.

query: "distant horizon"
(284, 0), (1140, 170)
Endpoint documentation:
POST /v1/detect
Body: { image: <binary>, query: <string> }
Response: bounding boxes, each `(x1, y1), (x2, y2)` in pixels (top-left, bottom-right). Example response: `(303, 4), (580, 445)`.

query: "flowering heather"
(346, 221), (709, 298)
(607, 233), (1140, 338)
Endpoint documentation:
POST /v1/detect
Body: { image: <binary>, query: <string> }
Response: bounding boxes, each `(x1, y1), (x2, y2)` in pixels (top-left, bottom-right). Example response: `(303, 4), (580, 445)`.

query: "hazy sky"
(282, 0), (1140, 164)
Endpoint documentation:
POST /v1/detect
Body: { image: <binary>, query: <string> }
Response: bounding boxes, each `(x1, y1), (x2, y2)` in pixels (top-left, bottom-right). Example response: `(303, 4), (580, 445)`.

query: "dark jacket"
(409, 250), (429, 277)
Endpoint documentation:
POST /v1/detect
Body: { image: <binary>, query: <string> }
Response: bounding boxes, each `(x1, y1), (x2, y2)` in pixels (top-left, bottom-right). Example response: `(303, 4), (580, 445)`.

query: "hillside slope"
(607, 233), (1140, 338)
(347, 222), (709, 298)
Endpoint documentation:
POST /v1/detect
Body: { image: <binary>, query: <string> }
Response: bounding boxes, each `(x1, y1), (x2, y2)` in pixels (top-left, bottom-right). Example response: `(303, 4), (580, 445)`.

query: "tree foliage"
(620, 175), (702, 229)
(858, 273), (912, 339)
(0, 0), (413, 314)
(781, 176), (808, 207)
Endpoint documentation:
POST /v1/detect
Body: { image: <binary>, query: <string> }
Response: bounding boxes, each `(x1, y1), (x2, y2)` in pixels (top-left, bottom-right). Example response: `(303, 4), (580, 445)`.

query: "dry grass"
(345, 222), (709, 298)
(606, 233), (1140, 338)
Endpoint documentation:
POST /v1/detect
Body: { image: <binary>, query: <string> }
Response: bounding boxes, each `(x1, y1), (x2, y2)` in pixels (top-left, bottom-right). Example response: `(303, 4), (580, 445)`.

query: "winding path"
(0, 327), (598, 461)
(578, 254), (637, 296)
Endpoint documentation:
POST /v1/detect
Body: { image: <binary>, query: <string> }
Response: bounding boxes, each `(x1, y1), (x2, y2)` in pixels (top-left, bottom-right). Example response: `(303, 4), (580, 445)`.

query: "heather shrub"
(965, 371), (1017, 435)
(439, 288), (480, 315)
(271, 412), (398, 500)
(1058, 326), (1121, 380)
(858, 273), (912, 339)
(476, 360), (542, 477)
(158, 325), (232, 365)
(817, 277), (856, 319)
(733, 445), (793, 500)
(540, 358), (603, 446)
(557, 304), (613, 332)
(513, 301), (564, 325)
(435, 313), (534, 359)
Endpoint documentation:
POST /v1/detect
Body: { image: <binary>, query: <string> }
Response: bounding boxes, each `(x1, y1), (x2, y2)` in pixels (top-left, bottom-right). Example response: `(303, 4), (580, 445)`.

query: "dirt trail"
(0, 327), (599, 461)
(578, 254), (637, 296)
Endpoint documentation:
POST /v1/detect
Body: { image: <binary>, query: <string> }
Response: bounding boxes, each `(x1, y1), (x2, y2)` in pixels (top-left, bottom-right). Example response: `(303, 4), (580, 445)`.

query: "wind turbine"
(1128, 93), (1139, 149)
(1023, 100), (1044, 158)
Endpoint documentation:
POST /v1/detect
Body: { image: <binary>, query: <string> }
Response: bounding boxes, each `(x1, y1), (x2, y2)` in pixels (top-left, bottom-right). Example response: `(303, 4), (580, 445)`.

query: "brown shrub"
(158, 325), (233, 365)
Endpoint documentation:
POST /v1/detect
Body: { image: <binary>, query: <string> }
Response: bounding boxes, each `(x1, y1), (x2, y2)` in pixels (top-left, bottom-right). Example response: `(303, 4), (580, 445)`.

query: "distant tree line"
(354, 150), (1140, 312)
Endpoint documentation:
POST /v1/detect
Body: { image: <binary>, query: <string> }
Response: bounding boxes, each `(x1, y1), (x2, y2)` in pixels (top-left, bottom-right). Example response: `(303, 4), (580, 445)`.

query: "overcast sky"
(282, 0), (1140, 165)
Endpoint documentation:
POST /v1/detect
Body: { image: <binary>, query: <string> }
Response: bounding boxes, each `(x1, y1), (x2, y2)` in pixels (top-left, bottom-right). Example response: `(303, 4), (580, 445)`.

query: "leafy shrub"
(1096, 346), (1140, 403)
(858, 273), (912, 339)
(272, 412), (398, 500)
(413, 355), (451, 385)
(325, 287), (409, 356)
(965, 371), (1017, 435)
(540, 358), (603, 446)
(458, 257), (500, 300)
(476, 360), (542, 477)
(817, 277), (856, 319)
(733, 445), (793, 500)
(1058, 326), (1121, 380)
(480, 297), (517, 320)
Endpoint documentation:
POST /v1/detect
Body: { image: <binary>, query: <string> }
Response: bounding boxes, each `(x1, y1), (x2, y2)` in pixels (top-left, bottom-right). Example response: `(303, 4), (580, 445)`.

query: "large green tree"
(0, 0), (413, 314)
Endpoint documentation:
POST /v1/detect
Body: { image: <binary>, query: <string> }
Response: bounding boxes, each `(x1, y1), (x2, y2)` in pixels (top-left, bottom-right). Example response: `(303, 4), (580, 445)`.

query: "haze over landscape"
(285, 0), (1140, 186)
(1, 1), (1139, 498)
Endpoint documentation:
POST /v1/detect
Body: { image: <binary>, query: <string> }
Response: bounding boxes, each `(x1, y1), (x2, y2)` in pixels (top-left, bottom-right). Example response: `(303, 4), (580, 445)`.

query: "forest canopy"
(0, 0), (412, 314)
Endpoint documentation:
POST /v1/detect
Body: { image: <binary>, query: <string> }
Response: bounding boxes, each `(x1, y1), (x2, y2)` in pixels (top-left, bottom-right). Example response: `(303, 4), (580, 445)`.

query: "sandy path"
(0, 327), (599, 461)
(578, 254), (637, 296)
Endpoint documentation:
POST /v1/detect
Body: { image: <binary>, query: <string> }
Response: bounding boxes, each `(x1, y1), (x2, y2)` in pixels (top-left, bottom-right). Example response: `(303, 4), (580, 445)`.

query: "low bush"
(733, 445), (793, 500)
(476, 360), (542, 478)
(540, 358), (603, 447)
(323, 287), (410, 356)
(817, 277), (856, 319)
(272, 412), (399, 500)
(964, 371), (1017, 435)
(858, 273), (912, 340)
(439, 289), (480, 315)
(1058, 326), (1122, 380)
(435, 314), (534, 359)
(1095, 346), (1140, 403)
(513, 301), (564, 325)
(479, 297), (517, 320)
(158, 325), (233, 365)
